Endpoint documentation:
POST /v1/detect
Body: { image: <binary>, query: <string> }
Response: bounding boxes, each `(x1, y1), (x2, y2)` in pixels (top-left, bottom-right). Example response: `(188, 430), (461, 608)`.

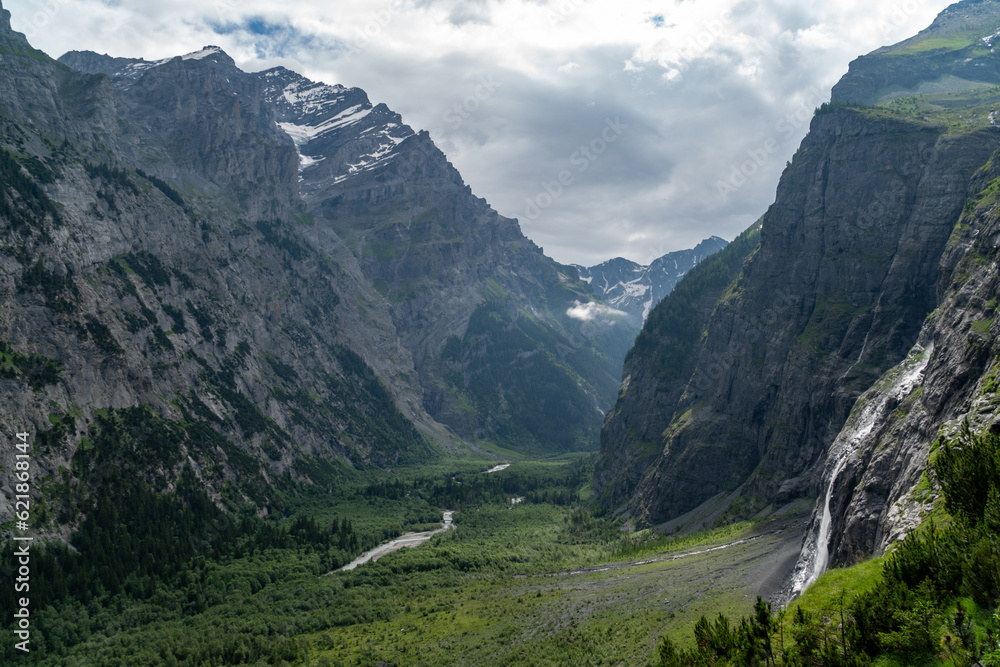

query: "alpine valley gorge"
(2, 0), (1000, 665)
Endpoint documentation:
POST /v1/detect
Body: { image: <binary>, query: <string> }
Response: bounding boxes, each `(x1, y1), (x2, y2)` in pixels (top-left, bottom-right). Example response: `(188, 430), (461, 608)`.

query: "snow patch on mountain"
(259, 67), (415, 188)
(182, 46), (223, 61)
(113, 46), (226, 78)
(277, 105), (373, 146)
(280, 79), (348, 115)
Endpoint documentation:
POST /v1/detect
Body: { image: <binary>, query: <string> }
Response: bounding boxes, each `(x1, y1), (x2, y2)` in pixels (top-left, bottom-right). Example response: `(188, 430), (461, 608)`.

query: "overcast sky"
(6, 0), (952, 265)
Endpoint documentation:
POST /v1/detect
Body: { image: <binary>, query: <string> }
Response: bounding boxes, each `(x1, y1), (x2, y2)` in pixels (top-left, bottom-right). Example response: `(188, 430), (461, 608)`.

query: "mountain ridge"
(0, 0), (639, 554)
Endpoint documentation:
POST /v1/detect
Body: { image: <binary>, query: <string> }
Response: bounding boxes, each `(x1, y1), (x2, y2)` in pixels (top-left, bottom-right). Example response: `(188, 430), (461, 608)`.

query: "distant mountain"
(573, 236), (728, 326)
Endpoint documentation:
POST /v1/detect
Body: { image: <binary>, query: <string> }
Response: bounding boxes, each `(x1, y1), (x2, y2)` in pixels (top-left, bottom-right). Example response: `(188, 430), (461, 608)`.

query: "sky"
(6, 0), (953, 266)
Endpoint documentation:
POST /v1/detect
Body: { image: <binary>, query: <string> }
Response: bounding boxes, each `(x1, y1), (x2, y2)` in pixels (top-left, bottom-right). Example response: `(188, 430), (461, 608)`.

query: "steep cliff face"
(790, 154), (1000, 590)
(598, 105), (1000, 526)
(60, 47), (298, 219)
(598, 0), (1000, 585)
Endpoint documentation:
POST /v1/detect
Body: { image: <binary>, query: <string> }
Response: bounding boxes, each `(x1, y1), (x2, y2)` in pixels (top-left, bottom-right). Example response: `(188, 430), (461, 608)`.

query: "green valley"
(4, 0), (1000, 664)
(1, 452), (810, 665)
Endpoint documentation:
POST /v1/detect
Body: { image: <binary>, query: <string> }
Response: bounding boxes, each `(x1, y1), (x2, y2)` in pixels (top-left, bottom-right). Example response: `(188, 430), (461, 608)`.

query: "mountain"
(832, 0), (1000, 106)
(246, 63), (639, 453)
(573, 236), (728, 327)
(0, 17), (437, 524)
(596, 0), (1000, 585)
(0, 0), (636, 543)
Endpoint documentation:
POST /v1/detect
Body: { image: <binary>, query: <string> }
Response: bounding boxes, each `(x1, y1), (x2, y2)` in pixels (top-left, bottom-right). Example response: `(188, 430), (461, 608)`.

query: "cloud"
(566, 301), (627, 322)
(5, 0), (954, 266)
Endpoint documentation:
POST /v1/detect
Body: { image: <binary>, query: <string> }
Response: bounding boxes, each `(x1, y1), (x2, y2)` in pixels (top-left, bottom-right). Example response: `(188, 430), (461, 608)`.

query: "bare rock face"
(61, 47), (299, 218)
(598, 0), (1000, 550)
(598, 105), (1000, 527)
(0, 0), (639, 533)
(818, 161), (1000, 568)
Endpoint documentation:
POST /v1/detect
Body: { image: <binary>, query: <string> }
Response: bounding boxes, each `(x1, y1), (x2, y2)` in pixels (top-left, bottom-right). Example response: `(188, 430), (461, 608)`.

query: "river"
(332, 510), (455, 573)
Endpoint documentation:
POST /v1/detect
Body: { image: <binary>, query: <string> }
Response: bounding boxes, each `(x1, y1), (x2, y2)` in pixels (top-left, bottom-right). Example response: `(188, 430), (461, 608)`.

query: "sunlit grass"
(885, 35), (976, 55)
(869, 84), (1000, 135)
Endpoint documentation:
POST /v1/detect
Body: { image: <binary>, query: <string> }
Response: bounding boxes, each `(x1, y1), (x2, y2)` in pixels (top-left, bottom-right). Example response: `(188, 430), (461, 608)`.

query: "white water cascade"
(788, 343), (932, 598)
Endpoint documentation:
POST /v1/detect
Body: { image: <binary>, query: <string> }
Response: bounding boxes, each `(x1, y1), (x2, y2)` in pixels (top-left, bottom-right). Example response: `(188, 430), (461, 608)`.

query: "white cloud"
(5, 0), (954, 265)
(566, 301), (626, 322)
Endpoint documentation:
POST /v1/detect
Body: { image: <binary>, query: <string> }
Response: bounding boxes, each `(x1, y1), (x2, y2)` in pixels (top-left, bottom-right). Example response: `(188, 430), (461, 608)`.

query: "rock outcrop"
(792, 147), (1000, 589)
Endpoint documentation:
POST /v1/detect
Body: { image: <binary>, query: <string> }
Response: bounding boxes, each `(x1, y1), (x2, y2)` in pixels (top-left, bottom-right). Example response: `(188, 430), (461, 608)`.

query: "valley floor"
(308, 506), (809, 666)
(2, 453), (813, 665)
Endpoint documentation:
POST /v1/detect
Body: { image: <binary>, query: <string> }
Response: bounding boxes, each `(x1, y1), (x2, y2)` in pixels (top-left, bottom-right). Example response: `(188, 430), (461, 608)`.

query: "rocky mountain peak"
(56, 46), (299, 220)
(60, 45), (238, 84)
(257, 67), (415, 192)
(575, 235), (729, 326)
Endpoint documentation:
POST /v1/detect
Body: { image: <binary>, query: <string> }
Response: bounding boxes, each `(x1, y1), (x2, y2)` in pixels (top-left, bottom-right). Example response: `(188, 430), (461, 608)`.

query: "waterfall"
(808, 449), (852, 585)
(788, 343), (932, 599)
(788, 403), (876, 595)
